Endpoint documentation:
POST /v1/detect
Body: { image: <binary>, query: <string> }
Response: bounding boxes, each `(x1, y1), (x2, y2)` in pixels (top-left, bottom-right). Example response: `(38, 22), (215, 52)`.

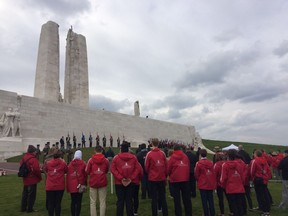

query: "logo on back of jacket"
(122, 162), (132, 169)
(178, 161), (187, 167)
(94, 167), (103, 174)
(156, 160), (164, 167)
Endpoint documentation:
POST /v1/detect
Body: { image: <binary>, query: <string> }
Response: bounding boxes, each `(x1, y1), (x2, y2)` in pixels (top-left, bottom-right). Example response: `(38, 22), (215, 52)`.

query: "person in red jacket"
(195, 149), (216, 216)
(167, 144), (192, 216)
(67, 150), (87, 216)
(220, 149), (245, 216)
(111, 141), (139, 216)
(213, 152), (226, 216)
(145, 138), (168, 216)
(44, 149), (68, 216)
(86, 145), (110, 216)
(250, 150), (271, 216)
(20, 145), (42, 213)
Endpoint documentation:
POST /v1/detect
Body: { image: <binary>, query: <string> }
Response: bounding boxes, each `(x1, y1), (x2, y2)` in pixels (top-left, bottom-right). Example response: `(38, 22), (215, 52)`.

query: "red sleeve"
(111, 156), (123, 181)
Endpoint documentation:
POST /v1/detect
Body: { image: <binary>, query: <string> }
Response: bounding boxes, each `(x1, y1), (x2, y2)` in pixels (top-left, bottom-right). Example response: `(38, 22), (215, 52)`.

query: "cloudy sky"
(1, 0), (288, 146)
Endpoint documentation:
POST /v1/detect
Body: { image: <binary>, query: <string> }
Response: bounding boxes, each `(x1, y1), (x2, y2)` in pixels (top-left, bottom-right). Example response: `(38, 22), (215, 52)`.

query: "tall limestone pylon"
(34, 21), (61, 102)
(64, 27), (89, 108)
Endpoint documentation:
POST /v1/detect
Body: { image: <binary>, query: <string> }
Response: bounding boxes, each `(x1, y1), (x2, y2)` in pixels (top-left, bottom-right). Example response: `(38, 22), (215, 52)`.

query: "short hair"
(151, 138), (159, 147)
(174, 144), (181, 151)
(200, 149), (207, 157)
(95, 145), (102, 153)
(255, 150), (262, 157)
(227, 149), (237, 160)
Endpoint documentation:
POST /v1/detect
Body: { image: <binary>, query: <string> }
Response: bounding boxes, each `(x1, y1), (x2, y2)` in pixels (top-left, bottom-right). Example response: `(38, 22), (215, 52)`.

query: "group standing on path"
(19, 140), (288, 216)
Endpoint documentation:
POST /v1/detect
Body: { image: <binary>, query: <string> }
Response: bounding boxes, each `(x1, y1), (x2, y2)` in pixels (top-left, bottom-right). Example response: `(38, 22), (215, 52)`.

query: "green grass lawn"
(2, 139), (288, 215)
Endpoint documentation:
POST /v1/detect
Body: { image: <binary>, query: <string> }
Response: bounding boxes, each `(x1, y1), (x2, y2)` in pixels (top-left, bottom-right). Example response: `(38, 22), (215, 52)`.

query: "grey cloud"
(273, 40), (288, 57)
(207, 81), (287, 104)
(214, 30), (242, 44)
(24, 0), (91, 16)
(152, 94), (197, 110)
(175, 48), (261, 90)
(167, 109), (181, 120)
(89, 95), (130, 112)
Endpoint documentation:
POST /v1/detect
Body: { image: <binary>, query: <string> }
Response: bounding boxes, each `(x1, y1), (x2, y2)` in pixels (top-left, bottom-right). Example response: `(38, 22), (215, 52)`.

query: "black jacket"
(278, 156), (288, 180)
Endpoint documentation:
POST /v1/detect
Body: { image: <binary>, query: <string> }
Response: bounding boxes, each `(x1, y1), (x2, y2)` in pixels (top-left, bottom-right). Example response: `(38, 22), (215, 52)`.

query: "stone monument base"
(0, 137), (23, 161)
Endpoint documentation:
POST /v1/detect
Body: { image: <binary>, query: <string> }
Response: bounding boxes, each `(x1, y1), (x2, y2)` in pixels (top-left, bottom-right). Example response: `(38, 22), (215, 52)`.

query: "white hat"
(73, 150), (82, 160)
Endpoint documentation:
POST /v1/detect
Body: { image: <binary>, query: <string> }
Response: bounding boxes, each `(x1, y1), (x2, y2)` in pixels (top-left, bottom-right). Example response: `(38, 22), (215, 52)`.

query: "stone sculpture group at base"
(0, 107), (21, 137)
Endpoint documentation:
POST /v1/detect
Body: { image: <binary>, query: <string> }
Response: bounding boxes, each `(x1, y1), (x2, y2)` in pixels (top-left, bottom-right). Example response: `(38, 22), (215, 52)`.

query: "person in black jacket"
(238, 145), (251, 165)
(185, 147), (198, 198)
(136, 143), (150, 199)
(278, 149), (288, 209)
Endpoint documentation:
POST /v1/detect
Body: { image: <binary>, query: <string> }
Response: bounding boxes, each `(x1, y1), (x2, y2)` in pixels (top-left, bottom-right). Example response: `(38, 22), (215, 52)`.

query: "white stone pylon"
(34, 21), (60, 102)
(64, 28), (89, 108)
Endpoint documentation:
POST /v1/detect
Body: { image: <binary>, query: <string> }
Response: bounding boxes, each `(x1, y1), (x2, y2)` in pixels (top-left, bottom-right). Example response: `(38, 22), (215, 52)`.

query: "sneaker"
(134, 213), (138, 216)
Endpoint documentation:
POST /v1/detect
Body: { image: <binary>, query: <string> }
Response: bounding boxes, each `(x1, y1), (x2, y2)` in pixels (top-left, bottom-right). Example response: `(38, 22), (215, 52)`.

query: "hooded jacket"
(66, 159), (87, 193)
(145, 147), (167, 181)
(168, 150), (190, 183)
(86, 153), (110, 188)
(195, 158), (216, 190)
(220, 160), (245, 194)
(131, 161), (144, 185)
(111, 152), (138, 185)
(21, 153), (42, 186)
(250, 156), (271, 185)
(213, 160), (225, 187)
(44, 158), (67, 191)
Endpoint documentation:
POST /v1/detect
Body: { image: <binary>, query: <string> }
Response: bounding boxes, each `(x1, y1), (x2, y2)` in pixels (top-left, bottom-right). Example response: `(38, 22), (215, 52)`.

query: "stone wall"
(0, 89), (202, 160)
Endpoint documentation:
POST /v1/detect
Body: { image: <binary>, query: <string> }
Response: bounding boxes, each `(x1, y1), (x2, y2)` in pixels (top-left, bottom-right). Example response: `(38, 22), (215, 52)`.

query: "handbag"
(74, 165), (87, 193)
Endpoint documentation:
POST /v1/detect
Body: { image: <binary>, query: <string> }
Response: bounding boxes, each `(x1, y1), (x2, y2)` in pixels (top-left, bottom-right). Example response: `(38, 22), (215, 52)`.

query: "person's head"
(141, 143), (146, 149)
(215, 152), (226, 162)
(53, 149), (62, 159)
(74, 150), (82, 160)
(121, 141), (130, 153)
(227, 149), (237, 160)
(36, 144), (40, 149)
(254, 150), (262, 158)
(95, 145), (102, 153)
(200, 149), (207, 158)
(151, 138), (159, 147)
(173, 144), (181, 151)
(284, 150), (288, 156)
(238, 145), (243, 151)
(27, 145), (37, 154)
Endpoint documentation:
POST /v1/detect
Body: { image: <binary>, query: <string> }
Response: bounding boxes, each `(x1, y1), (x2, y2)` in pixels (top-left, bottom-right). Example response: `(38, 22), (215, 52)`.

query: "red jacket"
(213, 160), (225, 187)
(145, 148), (167, 181)
(20, 153), (42, 186)
(250, 156), (271, 185)
(132, 162), (143, 185)
(271, 153), (284, 169)
(44, 158), (67, 191)
(86, 153), (110, 188)
(167, 150), (190, 183)
(220, 160), (245, 194)
(111, 152), (139, 185)
(66, 159), (87, 193)
(195, 158), (216, 190)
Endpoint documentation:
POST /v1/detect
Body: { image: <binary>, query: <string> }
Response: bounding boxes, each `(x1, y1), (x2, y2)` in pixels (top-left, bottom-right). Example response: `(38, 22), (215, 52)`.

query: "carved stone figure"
(13, 108), (21, 137)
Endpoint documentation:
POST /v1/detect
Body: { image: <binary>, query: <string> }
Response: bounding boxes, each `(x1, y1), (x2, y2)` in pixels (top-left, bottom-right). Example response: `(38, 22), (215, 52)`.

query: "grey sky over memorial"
(0, 0), (288, 145)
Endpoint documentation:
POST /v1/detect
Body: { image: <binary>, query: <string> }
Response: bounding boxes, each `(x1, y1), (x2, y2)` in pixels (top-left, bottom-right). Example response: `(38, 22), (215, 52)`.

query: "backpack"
(18, 157), (33, 177)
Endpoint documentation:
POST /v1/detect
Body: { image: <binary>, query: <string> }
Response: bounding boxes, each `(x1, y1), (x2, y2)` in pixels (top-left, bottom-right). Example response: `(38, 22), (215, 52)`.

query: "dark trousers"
(244, 185), (253, 209)
(189, 173), (196, 197)
(46, 190), (64, 216)
(70, 192), (83, 216)
(254, 183), (270, 212)
(141, 174), (150, 199)
(150, 181), (168, 216)
(172, 181), (192, 216)
(226, 193), (245, 216)
(115, 184), (134, 216)
(133, 184), (140, 214)
(21, 184), (37, 212)
(216, 186), (225, 214)
(199, 189), (215, 216)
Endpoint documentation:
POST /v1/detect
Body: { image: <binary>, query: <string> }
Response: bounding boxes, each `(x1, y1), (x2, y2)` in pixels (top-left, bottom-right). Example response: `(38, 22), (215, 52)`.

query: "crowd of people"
(19, 139), (288, 216)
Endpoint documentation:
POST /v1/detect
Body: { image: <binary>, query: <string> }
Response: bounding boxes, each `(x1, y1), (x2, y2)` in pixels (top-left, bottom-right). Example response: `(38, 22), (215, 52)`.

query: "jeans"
(21, 184), (37, 212)
(199, 189), (215, 216)
(46, 190), (64, 216)
(150, 181), (168, 216)
(115, 184), (134, 216)
(70, 192), (83, 216)
(172, 181), (192, 216)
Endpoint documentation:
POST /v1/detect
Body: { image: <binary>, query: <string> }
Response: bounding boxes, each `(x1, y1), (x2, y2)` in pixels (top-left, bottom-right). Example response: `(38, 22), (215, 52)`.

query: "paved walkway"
(0, 162), (19, 175)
